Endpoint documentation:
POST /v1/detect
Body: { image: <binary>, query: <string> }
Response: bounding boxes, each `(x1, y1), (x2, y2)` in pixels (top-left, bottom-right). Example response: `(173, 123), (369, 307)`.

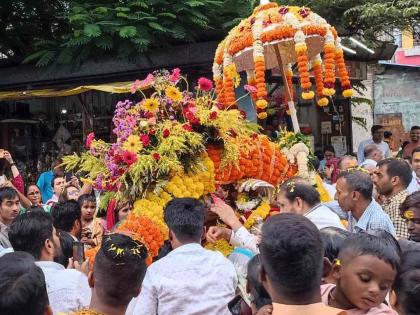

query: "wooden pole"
(274, 45), (300, 133)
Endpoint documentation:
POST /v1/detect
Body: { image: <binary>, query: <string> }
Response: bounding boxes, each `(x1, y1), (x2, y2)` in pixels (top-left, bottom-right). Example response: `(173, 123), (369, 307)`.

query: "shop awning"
(0, 81), (149, 101)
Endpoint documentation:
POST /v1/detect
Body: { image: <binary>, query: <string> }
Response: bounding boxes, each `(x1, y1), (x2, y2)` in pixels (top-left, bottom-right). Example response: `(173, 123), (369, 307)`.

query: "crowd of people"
(0, 124), (420, 315)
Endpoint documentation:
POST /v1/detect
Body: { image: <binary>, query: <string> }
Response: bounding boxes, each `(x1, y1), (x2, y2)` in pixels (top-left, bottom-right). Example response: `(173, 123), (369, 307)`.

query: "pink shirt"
(321, 284), (397, 315)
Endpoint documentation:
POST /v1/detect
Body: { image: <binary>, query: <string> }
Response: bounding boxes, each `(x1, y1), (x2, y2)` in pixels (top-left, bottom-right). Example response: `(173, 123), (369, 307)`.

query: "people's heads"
(51, 175), (65, 196)
(363, 144), (383, 162)
(26, 184), (42, 206)
(89, 234), (148, 309)
(338, 155), (358, 171)
(371, 125), (384, 142)
(78, 194), (96, 222)
(400, 191), (420, 242)
(54, 231), (74, 268)
(333, 233), (400, 311)
(391, 268), (420, 315)
(0, 252), (51, 315)
(259, 213), (324, 303)
(52, 158), (64, 177)
(335, 170), (373, 212)
(277, 181), (320, 215)
(9, 211), (61, 261)
(164, 198), (205, 246)
(409, 126), (420, 142)
(51, 200), (82, 238)
(411, 147), (420, 178)
(320, 227), (351, 263)
(374, 158), (413, 196)
(0, 187), (19, 225)
(325, 157), (340, 183)
(64, 185), (80, 201)
(114, 200), (132, 223)
(247, 255), (272, 310)
(323, 145), (336, 160)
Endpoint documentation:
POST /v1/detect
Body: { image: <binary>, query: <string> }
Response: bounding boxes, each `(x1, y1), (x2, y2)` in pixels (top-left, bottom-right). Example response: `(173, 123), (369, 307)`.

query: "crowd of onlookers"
(0, 124), (419, 315)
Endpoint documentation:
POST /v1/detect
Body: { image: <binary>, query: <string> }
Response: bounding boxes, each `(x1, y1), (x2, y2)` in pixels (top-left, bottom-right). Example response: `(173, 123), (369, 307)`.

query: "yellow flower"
(244, 202), (271, 229)
(323, 88), (336, 96)
(225, 64), (237, 79)
(257, 112), (268, 119)
(165, 86), (183, 102)
(301, 91), (315, 100)
(256, 99), (268, 109)
(317, 97), (329, 107)
(205, 239), (233, 257)
(123, 135), (143, 153)
(342, 89), (354, 98)
(141, 98), (160, 113)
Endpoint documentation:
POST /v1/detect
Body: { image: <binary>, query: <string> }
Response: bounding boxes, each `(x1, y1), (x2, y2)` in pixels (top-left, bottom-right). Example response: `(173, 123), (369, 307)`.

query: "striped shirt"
(382, 190), (409, 239)
(348, 200), (396, 236)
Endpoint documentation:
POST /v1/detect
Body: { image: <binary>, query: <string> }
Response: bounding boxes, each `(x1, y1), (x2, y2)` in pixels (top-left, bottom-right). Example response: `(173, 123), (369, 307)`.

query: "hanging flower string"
(335, 38), (354, 98)
(312, 54), (328, 107)
(323, 30), (336, 97)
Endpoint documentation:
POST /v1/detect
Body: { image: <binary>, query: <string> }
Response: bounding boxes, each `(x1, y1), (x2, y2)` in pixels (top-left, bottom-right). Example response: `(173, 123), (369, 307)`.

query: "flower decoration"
(123, 151), (137, 165)
(205, 239), (233, 257)
(162, 128), (170, 138)
(140, 134), (150, 147)
(85, 132), (95, 149)
(323, 30), (337, 97)
(244, 201), (271, 229)
(152, 153), (161, 161)
(198, 77), (213, 92)
(209, 111), (218, 120)
(244, 84), (257, 94)
(169, 68), (181, 83)
(130, 79), (141, 94)
(141, 98), (160, 113)
(165, 86), (183, 102)
(123, 135), (143, 153)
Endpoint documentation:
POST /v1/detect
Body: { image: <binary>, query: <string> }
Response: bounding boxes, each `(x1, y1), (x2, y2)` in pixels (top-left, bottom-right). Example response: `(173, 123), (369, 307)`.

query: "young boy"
(78, 194), (103, 248)
(321, 233), (399, 314)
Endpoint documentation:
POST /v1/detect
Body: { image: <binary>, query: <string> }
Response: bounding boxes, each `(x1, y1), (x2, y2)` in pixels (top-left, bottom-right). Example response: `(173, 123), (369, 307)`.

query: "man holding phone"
(9, 211), (91, 314)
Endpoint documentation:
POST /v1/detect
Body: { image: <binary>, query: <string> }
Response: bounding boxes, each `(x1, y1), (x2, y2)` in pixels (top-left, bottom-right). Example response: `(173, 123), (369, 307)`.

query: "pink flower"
(185, 111), (196, 121)
(123, 151), (137, 166)
(140, 134), (150, 147)
(279, 6), (289, 15)
(130, 79), (141, 94)
(299, 8), (310, 18)
(183, 124), (193, 132)
(140, 74), (154, 88)
(85, 132), (95, 149)
(163, 129), (170, 138)
(197, 77), (213, 91)
(152, 153), (161, 161)
(169, 68), (181, 83)
(244, 84), (257, 93)
(209, 111), (218, 120)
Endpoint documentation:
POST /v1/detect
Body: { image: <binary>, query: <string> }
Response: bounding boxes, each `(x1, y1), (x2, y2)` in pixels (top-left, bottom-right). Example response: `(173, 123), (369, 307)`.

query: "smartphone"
(65, 172), (73, 182)
(72, 241), (85, 264)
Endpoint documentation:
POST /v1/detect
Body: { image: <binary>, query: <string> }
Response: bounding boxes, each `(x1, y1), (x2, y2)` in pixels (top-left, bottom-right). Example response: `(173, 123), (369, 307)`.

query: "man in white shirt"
(359, 144), (384, 171)
(134, 198), (237, 315)
(357, 125), (391, 163)
(407, 147), (420, 193)
(9, 211), (91, 314)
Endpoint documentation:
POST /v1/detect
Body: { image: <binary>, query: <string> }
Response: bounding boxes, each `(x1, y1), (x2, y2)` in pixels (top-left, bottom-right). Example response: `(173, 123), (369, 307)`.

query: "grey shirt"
(0, 222), (12, 248)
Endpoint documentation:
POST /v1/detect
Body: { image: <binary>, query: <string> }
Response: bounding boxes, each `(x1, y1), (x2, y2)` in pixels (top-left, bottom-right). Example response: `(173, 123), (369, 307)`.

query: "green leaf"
(84, 24), (101, 37)
(93, 7), (108, 14)
(158, 12), (177, 19)
(148, 22), (169, 32)
(115, 7), (131, 12)
(119, 26), (137, 38)
(22, 50), (51, 64)
(36, 51), (56, 67)
(69, 14), (88, 23)
(116, 12), (129, 18)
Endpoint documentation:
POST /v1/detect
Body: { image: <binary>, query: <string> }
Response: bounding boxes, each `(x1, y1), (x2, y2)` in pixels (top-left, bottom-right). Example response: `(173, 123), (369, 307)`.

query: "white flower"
(325, 30), (334, 43)
(283, 12), (300, 29)
(294, 30), (306, 44)
(139, 120), (148, 128)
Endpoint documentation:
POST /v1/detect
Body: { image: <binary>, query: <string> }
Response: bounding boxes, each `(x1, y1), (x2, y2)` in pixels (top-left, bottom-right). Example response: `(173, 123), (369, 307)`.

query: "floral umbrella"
(213, 0), (354, 132)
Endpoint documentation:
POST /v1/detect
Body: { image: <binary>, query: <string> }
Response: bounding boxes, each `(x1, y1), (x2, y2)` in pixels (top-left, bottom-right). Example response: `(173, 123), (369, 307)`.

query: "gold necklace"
(72, 308), (104, 315)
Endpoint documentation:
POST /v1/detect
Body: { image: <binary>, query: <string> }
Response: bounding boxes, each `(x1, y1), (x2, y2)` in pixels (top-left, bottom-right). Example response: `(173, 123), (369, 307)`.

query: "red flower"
(216, 103), (224, 110)
(209, 111), (218, 120)
(251, 133), (258, 140)
(185, 111), (196, 121)
(149, 128), (156, 135)
(183, 124), (193, 132)
(140, 134), (150, 147)
(162, 129), (170, 138)
(240, 110), (247, 119)
(152, 153), (161, 161)
(85, 132), (95, 149)
(197, 77), (213, 92)
(299, 8), (310, 18)
(145, 111), (155, 119)
(123, 151), (137, 165)
(279, 6), (289, 15)
(169, 68), (181, 83)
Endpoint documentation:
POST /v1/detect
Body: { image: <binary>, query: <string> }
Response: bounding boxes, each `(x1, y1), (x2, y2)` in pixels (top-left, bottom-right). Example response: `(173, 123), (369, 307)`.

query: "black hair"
(377, 158), (413, 189)
(412, 146), (420, 157)
(320, 227), (351, 262)
(399, 250), (420, 274)
(393, 269), (420, 315)
(337, 170), (373, 200)
(400, 191), (420, 216)
(324, 145), (335, 154)
(247, 255), (272, 309)
(51, 200), (81, 232)
(0, 251), (49, 315)
(0, 187), (18, 204)
(308, 156), (320, 171)
(369, 229), (402, 257)
(339, 232), (401, 271)
(26, 206), (46, 213)
(9, 211), (54, 260)
(280, 181), (320, 207)
(24, 184), (40, 197)
(78, 194), (96, 207)
(153, 240), (173, 262)
(164, 198), (205, 243)
(371, 125), (384, 134)
(54, 230), (74, 267)
(384, 131), (392, 139)
(259, 213), (324, 296)
(51, 174), (64, 189)
(94, 234), (148, 307)
(410, 126), (420, 131)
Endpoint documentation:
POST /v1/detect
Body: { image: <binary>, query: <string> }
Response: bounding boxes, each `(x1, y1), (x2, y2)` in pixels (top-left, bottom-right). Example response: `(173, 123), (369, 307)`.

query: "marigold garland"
(312, 54), (328, 107)
(335, 38), (354, 98)
(294, 30), (314, 100)
(285, 64), (294, 102)
(244, 201), (271, 229)
(323, 30), (336, 97)
(205, 238), (234, 257)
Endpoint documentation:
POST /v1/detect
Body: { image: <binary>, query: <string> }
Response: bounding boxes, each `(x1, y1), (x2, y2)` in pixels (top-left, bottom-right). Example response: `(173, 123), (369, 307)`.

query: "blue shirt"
(348, 200), (396, 236)
(37, 170), (54, 204)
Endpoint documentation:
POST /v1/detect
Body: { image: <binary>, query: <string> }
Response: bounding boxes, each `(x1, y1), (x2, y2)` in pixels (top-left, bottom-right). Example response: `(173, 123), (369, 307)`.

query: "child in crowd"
(390, 250), (420, 315)
(78, 194), (103, 248)
(320, 227), (351, 284)
(247, 255), (272, 315)
(321, 233), (399, 315)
